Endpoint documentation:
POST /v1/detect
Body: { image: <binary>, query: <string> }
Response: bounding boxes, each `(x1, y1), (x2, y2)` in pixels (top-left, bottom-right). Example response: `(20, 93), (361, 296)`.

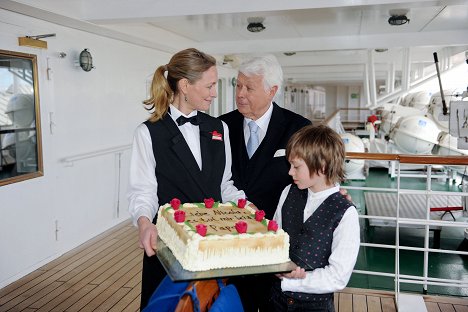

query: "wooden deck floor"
(1, 220), (467, 312)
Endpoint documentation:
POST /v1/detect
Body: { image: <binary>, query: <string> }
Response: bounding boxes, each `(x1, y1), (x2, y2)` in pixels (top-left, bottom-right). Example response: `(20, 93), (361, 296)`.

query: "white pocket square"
(274, 149), (286, 157)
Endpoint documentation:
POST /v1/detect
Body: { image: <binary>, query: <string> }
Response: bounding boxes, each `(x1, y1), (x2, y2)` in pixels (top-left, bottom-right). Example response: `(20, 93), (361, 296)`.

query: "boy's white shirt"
(273, 184), (360, 294)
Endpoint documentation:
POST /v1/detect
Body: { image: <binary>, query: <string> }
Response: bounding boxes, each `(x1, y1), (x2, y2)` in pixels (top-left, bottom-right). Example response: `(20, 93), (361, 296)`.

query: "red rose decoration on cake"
(174, 210), (185, 223)
(196, 224), (207, 237)
(255, 210), (266, 221)
(235, 221), (248, 234)
(204, 198), (214, 208)
(170, 198), (181, 210)
(237, 198), (247, 208)
(268, 220), (279, 232)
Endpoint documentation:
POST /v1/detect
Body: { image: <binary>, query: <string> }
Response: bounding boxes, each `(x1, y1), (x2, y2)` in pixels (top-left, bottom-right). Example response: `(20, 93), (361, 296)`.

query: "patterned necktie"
(176, 115), (200, 126)
(247, 121), (259, 158)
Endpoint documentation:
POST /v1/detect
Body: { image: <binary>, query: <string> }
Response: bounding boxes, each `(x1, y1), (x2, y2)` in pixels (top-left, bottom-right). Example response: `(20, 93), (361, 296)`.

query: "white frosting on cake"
(156, 202), (290, 271)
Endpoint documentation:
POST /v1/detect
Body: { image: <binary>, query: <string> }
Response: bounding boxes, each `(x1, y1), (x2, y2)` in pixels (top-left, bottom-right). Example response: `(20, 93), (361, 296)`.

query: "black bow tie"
(176, 115), (200, 126)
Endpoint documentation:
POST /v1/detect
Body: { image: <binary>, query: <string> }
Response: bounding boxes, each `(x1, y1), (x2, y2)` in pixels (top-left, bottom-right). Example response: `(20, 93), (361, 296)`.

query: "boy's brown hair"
(286, 124), (346, 185)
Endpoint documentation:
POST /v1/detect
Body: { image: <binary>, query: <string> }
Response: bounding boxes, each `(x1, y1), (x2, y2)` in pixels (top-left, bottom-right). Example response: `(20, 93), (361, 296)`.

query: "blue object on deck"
(208, 279), (244, 312)
(143, 276), (244, 312)
(143, 275), (189, 312)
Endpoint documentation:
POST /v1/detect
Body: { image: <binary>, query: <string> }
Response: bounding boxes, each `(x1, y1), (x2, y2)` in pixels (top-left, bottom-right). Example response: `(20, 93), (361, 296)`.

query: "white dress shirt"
(273, 184), (360, 294)
(243, 102), (273, 149)
(127, 105), (246, 226)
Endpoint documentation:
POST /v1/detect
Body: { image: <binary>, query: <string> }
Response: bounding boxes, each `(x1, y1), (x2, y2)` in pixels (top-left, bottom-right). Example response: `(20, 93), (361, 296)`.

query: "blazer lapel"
(229, 111), (250, 184)
(247, 103), (286, 186)
(231, 111), (248, 162)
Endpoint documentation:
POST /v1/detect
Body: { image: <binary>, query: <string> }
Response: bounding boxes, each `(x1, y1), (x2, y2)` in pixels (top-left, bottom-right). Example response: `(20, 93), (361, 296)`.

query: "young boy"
(269, 125), (360, 312)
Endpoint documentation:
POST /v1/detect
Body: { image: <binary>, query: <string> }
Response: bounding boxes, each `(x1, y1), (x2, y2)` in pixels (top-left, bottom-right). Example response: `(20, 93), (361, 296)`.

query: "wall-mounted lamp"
(18, 33), (56, 49)
(77, 49), (94, 72)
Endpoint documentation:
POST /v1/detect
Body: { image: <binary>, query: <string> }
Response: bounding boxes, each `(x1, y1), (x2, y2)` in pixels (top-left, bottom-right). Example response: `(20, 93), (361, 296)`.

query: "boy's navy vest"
(278, 184), (352, 301)
(144, 112), (225, 223)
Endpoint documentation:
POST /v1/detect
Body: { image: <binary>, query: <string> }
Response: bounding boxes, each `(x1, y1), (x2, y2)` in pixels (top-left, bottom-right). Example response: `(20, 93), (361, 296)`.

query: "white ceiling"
(3, 0), (468, 85)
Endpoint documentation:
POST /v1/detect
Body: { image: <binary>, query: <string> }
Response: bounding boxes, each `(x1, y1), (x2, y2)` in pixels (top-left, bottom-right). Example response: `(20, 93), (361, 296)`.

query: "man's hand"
(275, 267), (306, 280)
(137, 216), (158, 257)
(339, 188), (352, 202)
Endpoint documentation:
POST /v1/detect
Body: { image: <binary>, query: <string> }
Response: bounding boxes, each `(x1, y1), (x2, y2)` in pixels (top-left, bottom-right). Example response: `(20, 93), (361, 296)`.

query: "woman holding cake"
(269, 125), (360, 312)
(127, 48), (247, 310)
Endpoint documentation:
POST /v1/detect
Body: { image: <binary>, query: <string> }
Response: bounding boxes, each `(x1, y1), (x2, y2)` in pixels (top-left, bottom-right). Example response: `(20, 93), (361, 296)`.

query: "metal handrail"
(345, 154), (468, 305)
(60, 144), (131, 165)
(346, 152), (468, 165)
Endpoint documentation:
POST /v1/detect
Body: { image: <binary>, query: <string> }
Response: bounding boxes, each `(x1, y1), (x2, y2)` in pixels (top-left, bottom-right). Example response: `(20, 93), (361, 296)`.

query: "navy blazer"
(219, 103), (311, 218)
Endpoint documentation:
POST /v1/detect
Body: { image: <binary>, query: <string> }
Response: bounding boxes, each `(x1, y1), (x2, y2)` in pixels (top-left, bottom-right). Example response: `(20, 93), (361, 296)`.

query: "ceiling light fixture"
(247, 17), (265, 33)
(284, 52), (296, 56)
(388, 14), (410, 26)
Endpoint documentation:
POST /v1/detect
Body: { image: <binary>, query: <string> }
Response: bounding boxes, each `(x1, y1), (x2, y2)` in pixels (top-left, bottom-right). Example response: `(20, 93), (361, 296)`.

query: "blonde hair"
(144, 48), (216, 122)
(286, 125), (346, 185)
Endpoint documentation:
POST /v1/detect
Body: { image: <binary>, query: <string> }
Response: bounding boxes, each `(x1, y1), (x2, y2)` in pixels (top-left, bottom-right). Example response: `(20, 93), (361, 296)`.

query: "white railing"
(60, 144), (132, 218)
(60, 144), (131, 166)
(343, 152), (468, 308)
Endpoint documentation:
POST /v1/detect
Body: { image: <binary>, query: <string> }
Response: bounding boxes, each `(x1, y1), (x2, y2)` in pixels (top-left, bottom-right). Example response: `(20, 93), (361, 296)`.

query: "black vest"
(144, 112), (225, 222)
(280, 185), (352, 301)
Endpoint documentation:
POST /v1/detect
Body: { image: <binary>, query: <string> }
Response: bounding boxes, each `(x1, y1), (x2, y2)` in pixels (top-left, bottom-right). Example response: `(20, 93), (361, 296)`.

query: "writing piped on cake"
(156, 201), (290, 271)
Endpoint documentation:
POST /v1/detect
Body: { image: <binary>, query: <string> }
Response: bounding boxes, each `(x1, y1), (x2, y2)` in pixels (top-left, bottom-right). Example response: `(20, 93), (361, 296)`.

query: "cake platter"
(156, 238), (297, 282)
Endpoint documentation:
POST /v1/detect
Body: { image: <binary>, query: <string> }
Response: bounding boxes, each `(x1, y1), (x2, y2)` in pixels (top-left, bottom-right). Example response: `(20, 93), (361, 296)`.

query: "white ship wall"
(0, 8), (180, 287)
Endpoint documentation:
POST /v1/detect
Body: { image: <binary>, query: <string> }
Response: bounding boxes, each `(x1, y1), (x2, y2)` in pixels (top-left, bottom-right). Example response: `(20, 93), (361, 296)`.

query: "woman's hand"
(275, 267), (306, 280)
(137, 216), (158, 257)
